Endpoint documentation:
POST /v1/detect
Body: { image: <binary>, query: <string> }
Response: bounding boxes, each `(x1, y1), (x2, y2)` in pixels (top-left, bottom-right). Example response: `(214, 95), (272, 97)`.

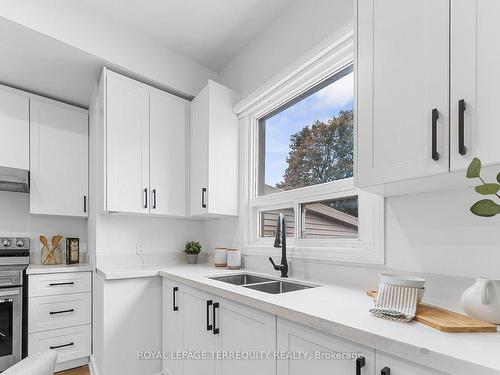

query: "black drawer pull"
(431, 108), (439, 161)
(50, 342), (74, 350)
(212, 302), (219, 335)
(173, 287), (178, 311)
(83, 196), (87, 213)
(143, 188), (148, 208)
(356, 357), (365, 375)
(152, 189), (157, 209)
(49, 282), (74, 286)
(206, 300), (213, 331)
(381, 367), (390, 375)
(458, 99), (467, 155)
(49, 309), (74, 315)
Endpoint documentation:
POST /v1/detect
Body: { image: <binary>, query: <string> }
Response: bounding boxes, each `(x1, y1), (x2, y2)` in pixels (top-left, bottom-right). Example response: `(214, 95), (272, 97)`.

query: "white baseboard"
(89, 355), (99, 375)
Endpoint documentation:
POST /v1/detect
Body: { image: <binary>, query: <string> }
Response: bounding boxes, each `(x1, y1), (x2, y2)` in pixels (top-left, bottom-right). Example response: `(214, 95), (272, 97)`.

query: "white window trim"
(236, 26), (385, 265)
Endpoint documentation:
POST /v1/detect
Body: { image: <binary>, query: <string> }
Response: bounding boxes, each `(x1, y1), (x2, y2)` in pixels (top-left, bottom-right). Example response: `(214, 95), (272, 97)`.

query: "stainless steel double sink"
(209, 273), (316, 294)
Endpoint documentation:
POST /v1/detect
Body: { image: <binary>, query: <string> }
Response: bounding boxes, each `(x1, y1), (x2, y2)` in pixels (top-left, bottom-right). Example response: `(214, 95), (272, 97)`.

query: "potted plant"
(184, 241), (202, 264)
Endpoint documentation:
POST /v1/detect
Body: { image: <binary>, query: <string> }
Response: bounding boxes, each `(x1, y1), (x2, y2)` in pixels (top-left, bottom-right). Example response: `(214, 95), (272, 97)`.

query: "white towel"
(369, 283), (419, 322)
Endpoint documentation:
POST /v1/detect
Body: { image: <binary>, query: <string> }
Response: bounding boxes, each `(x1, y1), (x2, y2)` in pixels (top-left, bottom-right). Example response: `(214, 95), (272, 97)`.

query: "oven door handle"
(0, 289), (19, 298)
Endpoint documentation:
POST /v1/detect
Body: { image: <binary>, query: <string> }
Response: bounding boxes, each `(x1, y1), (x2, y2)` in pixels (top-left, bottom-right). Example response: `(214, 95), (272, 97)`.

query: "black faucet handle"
(269, 257), (277, 269)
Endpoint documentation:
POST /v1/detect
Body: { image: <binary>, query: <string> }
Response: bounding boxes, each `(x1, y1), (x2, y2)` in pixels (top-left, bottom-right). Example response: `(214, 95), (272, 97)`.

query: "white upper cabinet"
(190, 80), (239, 217)
(450, 0), (500, 171)
(150, 89), (187, 216)
(0, 86), (29, 170)
(30, 99), (88, 217)
(105, 70), (150, 214)
(357, 0), (450, 187)
(102, 69), (188, 216)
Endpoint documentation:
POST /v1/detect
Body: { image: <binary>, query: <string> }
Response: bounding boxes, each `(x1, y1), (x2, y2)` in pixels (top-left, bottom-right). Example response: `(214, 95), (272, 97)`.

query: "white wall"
(219, 0), (353, 97)
(0, 191), (88, 261)
(0, 0), (218, 98)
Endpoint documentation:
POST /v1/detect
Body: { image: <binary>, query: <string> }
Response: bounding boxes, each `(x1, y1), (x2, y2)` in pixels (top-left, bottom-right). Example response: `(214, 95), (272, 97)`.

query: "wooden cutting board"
(367, 290), (498, 333)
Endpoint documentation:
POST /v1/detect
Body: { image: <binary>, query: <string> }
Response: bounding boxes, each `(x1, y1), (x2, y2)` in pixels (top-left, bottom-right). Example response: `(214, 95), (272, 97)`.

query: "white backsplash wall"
(202, 187), (500, 309)
(0, 191), (88, 262)
(93, 214), (206, 267)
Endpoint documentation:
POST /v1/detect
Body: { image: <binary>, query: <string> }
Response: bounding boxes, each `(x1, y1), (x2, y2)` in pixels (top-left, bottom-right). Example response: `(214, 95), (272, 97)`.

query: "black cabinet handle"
(83, 196), (87, 213)
(212, 302), (219, 334)
(356, 357), (365, 375)
(206, 300), (213, 331)
(49, 282), (74, 286)
(143, 188), (148, 208)
(49, 309), (74, 315)
(201, 188), (207, 209)
(381, 367), (390, 375)
(432, 108), (439, 161)
(172, 287), (178, 311)
(458, 99), (467, 155)
(152, 189), (157, 209)
(50, 342), (74, 350)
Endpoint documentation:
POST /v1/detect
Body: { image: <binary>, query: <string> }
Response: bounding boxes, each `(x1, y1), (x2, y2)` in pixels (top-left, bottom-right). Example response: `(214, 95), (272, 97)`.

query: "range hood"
(0, 166), (29, 193)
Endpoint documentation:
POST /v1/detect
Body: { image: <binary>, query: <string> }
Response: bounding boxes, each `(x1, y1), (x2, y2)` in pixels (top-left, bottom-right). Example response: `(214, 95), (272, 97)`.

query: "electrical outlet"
(136, 241), (143, 255)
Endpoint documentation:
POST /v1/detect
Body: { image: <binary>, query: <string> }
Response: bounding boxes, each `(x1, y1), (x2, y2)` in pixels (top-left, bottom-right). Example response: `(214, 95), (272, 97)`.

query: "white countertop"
(155, 264), (500, 375)
(96, 265), (171, 280)
(27, 263), (93, 275)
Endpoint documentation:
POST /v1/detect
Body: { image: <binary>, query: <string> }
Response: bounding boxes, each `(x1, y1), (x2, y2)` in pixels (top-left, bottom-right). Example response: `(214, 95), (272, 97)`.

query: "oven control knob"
(2, 239), (11, 247)
(16, 239), (25, 248)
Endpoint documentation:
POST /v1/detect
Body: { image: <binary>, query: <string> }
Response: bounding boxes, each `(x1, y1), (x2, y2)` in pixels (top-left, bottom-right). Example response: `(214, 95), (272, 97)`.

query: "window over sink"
(237, 29), (385, 264)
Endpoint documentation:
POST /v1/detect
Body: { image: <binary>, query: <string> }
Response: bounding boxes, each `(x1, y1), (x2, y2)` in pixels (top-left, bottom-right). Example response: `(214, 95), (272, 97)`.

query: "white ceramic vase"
(461, 278), (500, 324)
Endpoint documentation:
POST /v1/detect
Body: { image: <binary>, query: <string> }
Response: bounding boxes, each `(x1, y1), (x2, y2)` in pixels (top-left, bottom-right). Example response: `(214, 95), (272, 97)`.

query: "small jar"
(214, 248), (228, 267)
(227, 248), (241, 270)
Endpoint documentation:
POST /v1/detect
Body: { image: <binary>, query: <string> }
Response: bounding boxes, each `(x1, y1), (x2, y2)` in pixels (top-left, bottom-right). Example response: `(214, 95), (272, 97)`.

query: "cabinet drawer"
(29, 272), (91, 297)
(29, 292), (91, 333)
(28, 325), (91, 364)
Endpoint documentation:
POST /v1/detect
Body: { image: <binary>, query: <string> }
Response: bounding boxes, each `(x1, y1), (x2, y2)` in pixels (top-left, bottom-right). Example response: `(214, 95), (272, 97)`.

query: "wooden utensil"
(50, 235), (64, 263)
(40, 235), (55, 264)
(367, 290), (497, 333)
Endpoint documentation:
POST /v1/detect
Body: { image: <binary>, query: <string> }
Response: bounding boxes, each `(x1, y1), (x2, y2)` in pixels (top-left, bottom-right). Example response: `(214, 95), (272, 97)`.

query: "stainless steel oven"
(0, 238), (29, 372)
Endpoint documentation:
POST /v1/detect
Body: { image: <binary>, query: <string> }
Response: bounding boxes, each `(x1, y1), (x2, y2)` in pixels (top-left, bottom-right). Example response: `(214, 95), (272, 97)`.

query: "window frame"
(237, 27), (385, 264)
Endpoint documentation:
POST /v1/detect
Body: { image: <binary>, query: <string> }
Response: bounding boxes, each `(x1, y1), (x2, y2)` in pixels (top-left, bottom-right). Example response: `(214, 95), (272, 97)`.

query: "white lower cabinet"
(162, 279), (276, 375)
(163, 279), (447, 375)
(277, 318), (374, 375)
(376, 353), (445, 375)
(28, 271), (92, 372)
(28, 325), (91, 365)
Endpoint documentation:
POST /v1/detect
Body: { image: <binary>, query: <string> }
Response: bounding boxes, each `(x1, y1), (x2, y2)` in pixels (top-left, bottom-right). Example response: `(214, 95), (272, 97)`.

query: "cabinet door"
(181, 286), (217, 375)
(150, 90), (187, 216)
(357, 0), (450, 186)
(450, 0), (500, 171)
(277, 318), (374, 375)
(376, 353), (444, 375)
(190, 85), (209, 216)
(163, 279), (183, 375)
(106, 71), (149, 213)
(30, 99), (88, 217)
(0, 87), (29, 169)
(217, 298), (276, 375)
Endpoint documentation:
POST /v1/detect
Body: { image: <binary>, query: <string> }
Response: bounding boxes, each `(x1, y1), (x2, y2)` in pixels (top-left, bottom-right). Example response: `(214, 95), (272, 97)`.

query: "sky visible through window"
(264, 72), (354, 188)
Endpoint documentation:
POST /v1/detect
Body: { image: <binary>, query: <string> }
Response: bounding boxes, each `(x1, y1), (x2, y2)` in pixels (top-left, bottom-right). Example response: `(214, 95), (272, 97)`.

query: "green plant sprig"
(466, 158), (500, 217)
(184, 241), (202, 255)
